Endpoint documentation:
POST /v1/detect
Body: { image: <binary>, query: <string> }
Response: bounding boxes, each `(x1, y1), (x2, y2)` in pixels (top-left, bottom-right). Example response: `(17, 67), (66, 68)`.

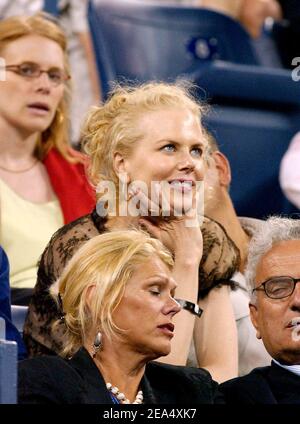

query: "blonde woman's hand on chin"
(138, 214), (203, 266)
(135, 184), (203, 366)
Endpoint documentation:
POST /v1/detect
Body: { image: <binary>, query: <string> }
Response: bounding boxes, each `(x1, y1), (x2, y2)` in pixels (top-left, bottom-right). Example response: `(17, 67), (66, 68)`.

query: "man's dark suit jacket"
(18, 347), (224, 404)
(220, 361), (300, 404)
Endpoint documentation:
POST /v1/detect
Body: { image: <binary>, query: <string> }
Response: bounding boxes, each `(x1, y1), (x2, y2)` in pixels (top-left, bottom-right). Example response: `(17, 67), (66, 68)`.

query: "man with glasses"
(220, 216), (300, 403)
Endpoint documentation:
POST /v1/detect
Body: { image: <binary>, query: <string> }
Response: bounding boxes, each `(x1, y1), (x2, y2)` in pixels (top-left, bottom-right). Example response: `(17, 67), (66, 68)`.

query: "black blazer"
(18, 347), (224, 404)
(220, 361), (300, 404)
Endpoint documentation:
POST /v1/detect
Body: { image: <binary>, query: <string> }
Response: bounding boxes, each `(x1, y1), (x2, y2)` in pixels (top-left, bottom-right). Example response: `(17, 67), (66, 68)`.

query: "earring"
(55, 109), (64, 124)
(92, 331), (102, 358)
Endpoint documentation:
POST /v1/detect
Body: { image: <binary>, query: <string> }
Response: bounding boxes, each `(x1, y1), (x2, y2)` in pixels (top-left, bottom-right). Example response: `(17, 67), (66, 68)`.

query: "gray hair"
(245, 216), (300, 303)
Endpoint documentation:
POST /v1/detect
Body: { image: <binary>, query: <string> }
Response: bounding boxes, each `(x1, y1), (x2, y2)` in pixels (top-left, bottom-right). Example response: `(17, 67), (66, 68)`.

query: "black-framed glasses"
(4, 62), (70, 86)
(252, 276), (300, 299)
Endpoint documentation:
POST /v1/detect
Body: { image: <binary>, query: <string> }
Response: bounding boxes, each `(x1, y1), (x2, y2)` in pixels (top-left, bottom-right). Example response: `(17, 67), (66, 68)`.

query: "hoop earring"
(92, 331), (102, 358)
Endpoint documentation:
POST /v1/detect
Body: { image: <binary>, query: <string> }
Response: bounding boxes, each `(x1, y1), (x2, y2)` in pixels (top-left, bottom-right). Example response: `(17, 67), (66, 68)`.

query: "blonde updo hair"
(50, 230), (174, 358)
(0, 13), (74, 162)
(81, 81), (207, 193)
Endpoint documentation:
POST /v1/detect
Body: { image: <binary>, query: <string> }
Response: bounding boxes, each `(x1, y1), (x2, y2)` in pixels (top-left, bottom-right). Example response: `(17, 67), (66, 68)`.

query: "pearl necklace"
(106, 383), (143, 404)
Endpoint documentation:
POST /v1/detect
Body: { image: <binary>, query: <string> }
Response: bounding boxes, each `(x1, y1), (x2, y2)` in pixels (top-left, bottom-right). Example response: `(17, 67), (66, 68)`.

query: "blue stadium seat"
(0, 317), (5, 340)
(252, 22), (283, 69)
(88, 0), (260, 96)
(196, 63), (300, 218)
(43, 0), (59, 17)
(204, 106), (300, 218)
(11, 305), (28, 336)
(0, 318), (17, 404)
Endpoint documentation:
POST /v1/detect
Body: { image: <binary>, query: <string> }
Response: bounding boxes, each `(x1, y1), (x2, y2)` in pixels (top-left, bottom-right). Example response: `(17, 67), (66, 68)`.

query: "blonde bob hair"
(0, 13), (74, 162)
(50, 229), (174, 358)
(81, 81), (207, 192)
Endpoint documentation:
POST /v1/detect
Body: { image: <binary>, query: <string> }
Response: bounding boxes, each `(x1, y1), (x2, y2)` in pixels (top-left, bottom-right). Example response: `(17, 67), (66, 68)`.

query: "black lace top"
(23, 210), (240, 357)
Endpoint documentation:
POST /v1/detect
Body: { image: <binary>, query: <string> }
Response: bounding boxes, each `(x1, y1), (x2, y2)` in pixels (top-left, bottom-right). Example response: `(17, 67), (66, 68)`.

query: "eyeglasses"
(4, 62), (70, 86)
(252, 276), (300, 299)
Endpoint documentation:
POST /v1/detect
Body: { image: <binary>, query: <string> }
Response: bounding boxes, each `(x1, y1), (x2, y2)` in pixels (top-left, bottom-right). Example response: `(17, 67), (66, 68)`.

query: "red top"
(43, 148), (95, 224)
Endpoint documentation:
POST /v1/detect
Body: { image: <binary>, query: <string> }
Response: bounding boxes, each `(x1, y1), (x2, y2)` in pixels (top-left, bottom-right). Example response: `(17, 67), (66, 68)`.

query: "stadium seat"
(88, 0), (260, 96)
(43, 0), (59, 17)
(0, 317), (4, 340)
(11, 305), (28, 336)
(0, 318), (17, 404)
(204, 105), (300, 218)
(252, 24), (283, 69)
(190, 62), (300, 218)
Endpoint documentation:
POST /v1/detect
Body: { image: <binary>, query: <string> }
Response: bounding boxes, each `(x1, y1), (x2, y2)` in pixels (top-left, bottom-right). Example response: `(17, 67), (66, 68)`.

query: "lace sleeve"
(23, 214), (102, 357)
(198, 217), (241, 298)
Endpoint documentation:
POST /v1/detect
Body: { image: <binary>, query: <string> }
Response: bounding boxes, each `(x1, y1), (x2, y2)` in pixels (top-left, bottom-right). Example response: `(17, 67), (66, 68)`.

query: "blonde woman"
(19, 230), (223, 404)
(25, 81), (239, 382)
(0, 14), (94, 305)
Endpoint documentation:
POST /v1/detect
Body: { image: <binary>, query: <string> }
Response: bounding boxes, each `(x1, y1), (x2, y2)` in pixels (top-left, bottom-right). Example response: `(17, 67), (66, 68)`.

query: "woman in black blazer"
(18, 230), (223, 404)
